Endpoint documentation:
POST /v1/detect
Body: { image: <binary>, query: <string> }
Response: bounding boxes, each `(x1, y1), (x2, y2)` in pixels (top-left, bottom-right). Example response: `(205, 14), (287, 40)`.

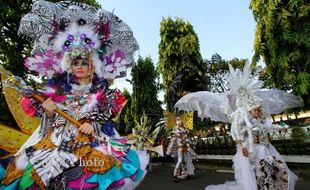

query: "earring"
(89, 73), (93, 83)
(88, 59), (94, 82)
(66, 62), (70, 83)
(88, 67), (93, 83)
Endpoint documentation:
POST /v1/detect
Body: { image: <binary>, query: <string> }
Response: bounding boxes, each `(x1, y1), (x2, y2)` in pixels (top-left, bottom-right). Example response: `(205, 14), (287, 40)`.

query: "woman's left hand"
(78, 122), (93, 135)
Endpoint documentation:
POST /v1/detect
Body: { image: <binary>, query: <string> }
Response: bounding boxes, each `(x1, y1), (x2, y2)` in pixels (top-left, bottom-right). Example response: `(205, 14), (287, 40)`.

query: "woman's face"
(176, 117), (183, 127)
(250, 107), (261, 118)
(71, 59), (91, 79)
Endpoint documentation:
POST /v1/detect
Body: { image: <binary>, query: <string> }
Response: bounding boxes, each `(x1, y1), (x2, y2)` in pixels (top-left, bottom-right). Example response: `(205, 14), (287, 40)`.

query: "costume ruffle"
(0, 150), (148, 190)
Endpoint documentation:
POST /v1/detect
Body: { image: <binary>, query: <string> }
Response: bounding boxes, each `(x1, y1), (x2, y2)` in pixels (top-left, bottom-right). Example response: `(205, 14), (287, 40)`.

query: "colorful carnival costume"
(0, 1), (149, 189)
(175, 62), (303, 190)
(165, 112), (196, 180)
(128, 115), (164, 157)
(127, 115), (165, 173)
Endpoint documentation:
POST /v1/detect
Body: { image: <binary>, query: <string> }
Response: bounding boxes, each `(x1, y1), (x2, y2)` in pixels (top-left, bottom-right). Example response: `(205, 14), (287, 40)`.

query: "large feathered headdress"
(19, 0), (139, 80)
(226, 62), (264, 111)
(175, 62), (303, 122)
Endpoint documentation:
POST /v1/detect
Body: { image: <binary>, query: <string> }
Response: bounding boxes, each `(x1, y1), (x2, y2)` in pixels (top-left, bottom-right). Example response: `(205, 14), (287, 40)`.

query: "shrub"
(290, 126), (308, 143)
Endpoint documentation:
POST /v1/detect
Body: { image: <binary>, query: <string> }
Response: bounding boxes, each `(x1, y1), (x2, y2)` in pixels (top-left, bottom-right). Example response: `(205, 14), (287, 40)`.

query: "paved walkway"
(137, 163), (310, 190)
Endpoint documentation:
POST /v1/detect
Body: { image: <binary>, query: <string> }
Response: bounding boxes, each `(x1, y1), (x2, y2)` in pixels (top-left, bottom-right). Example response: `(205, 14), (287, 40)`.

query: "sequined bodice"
(64, 94), (89, 112)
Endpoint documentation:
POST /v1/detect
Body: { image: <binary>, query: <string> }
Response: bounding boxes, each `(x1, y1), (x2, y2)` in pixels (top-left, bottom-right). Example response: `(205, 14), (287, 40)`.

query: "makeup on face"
(71, 59), (90, 67)
(71, 59), (91, 81)
(250, 107), (261, 118)
(176, 117), (183, 126)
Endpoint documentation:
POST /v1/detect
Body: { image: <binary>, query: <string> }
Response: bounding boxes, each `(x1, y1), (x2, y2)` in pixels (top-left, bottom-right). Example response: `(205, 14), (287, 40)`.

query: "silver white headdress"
(174, 62), (303, 122)
(19, 0), (139, 79)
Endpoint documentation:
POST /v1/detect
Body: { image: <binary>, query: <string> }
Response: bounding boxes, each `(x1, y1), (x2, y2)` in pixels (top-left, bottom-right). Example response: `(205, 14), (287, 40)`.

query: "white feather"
(81, 93), (98, 113)
(60, 53), (70, 73)
(92, 52), (104, 78)
(42, 86), (56, 94)
(15, 153), (29, 170)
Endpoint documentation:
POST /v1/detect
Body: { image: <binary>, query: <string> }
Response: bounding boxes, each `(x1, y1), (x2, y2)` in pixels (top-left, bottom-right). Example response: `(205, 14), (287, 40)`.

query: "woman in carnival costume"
(166, 113), (196, 181)
(175, 62), (303, 190)
(0, 0), (149, 189)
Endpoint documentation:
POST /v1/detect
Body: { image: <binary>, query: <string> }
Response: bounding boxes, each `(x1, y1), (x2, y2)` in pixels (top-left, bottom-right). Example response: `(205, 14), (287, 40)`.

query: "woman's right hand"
(42, 98), (57, 118)
(242, 147), (249, 157)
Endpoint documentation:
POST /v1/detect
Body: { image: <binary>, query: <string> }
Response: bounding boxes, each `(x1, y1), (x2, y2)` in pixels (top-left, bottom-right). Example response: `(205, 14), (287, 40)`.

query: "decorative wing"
(174, 91), (231, 123)
(180, 112), (194, 130)
(255, 89), (304, 115)
(163, 111), (176, 129)
(0, 66), (40, 135)
(0, 124), (30, 153)
(0, 66), (40, 153)
(127, 117), (165, 156)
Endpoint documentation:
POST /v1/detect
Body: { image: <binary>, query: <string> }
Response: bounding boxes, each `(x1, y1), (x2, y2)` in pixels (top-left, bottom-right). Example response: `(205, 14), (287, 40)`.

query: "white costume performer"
(175, 62), (303, 190)
(166, 116), (196, 180)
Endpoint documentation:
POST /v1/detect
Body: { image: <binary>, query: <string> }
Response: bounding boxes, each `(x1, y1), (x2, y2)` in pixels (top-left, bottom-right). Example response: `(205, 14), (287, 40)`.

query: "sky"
(98, 0), (256, 94)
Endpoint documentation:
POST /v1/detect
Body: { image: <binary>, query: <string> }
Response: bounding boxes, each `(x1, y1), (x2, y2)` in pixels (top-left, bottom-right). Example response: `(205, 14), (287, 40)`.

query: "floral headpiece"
(19, 0), (139, 80)
(59, 24), (96, 59)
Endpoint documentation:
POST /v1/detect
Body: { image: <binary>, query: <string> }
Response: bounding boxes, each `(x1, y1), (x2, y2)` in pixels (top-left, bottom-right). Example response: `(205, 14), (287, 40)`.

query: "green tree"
(290, 126), (308, 143)
(131, 56), (163, 128)
(117, 88), (131, 135)
(205, 53), (247, 93)
(158, 17), (207, 110)
(168, 68), (209, 106)
(250, 0), (310, 107)
(257, 66), (275, 88)
(116, 88), (136, 135)
(123, 91), (135, 135)
(0, 0), (100, 126)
